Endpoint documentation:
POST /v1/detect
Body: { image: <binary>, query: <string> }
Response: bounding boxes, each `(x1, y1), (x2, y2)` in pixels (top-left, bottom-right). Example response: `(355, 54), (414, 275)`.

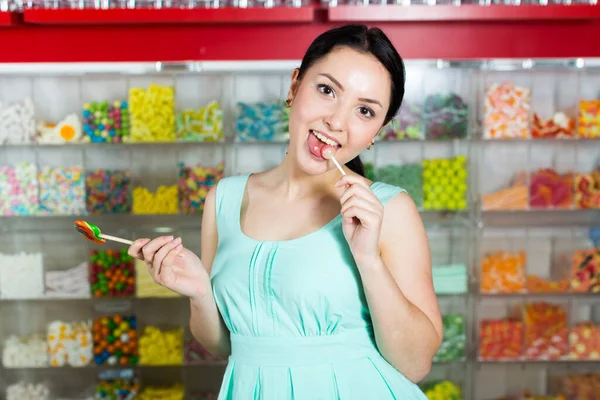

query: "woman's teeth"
(311, 130), (339, 147)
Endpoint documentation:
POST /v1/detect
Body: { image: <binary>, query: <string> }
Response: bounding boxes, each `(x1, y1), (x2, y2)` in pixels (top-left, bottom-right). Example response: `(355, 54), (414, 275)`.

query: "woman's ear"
(286, 68), (301, 105)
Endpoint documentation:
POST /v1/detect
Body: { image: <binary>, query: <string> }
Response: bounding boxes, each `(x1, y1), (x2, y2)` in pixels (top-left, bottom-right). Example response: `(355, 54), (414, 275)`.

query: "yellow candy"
(139, 326), (183, 366)
(129, 84), (175, 143)
(133, 185), (178, 214)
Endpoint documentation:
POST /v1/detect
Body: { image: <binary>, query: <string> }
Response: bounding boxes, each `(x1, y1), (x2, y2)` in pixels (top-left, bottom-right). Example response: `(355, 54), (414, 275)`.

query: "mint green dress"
(210, 174), (428, 400)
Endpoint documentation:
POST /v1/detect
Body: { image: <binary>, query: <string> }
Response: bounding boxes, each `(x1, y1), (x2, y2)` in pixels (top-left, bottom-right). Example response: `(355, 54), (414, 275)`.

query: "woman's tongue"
(308, 132), (330, 159)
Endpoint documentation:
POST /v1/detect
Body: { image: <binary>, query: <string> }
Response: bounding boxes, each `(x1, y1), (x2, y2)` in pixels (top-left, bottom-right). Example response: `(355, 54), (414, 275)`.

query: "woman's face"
(286, 46), (391, 176)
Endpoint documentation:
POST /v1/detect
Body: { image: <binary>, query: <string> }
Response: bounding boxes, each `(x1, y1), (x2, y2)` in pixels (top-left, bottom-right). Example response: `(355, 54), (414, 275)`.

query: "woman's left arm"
(337, 176), (443, 383)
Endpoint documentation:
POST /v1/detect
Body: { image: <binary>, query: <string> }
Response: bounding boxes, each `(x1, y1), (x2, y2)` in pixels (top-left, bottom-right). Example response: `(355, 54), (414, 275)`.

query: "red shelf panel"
(327, 4), (600, 22)
(23, 6), (315, 24)
(0, 11), (20, 26)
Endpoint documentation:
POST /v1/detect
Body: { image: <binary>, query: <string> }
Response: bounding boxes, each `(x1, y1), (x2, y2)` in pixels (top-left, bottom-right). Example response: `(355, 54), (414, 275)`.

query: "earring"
(367, 140), (375, 150)
(285, 98), (292, 108)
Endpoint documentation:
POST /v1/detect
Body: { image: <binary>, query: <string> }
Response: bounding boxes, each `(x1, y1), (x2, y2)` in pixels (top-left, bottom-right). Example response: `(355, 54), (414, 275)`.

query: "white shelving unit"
(0, 59), (599, 400)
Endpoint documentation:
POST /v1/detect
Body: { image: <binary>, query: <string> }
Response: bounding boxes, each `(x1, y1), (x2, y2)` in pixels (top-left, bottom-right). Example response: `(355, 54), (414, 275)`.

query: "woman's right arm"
(189, 184), (231, 358)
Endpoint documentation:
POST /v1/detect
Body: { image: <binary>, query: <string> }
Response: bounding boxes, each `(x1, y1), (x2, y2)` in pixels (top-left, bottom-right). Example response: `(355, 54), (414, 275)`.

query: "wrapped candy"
(178, 161), (224, 214)
(378, 102), (423, 140)
(484, 82), (531, 139)
(482, 171), (529, 210)
(480, 251), (526, 294)
(578, 100), (600, 138)
(529, 168), (574, 209)
(570, 249), (600, 293)
(479, 319), (523, 360)
(574, 168), (600, 209)
(532, 112), (576, 139)
(235, 101), (289, 142)
(523, 302), (568, 360)
(434, 314), (465, 361)
(176, 100), (223, 142)
(423, 93), (468, 140)
(376, 164), (423, 208)
(568, 322), (600, 360)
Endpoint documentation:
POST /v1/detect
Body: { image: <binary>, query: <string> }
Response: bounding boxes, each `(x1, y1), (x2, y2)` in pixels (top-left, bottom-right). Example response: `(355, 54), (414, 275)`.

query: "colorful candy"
(553, 372), (600, 399)
(133, 185), (179, 214)
(82, 100), (129, 143)
(480, 251), (526, 294)
(434, 314), (465, 361)
(135, 259), (179, 298)
(0, 252), (44, 299)
(524, 302), (568, 360)
(178, 161), (224, 214)
(378, 102), (423, 140)
(2, 334), (49, 367)
(176, 100), (224, 142)
(532, 112), (576, 139)
(578, 100), (600, 138)
(569, 322), (600, 360)
(479, 319), (523, 360)
(0, 162), (39, 216)
(95, 370), (139, 400)
(38, 166), (86, 215)
(574, 169), (600, 209)
(235, 101), (289, 142)
(139, 326), (183, 365)
(92, 315), (138, 365)
(47, 320), (92, 367)
(90, 249), (135, 297)
(74, 220), (106, 244)
(422, 380), (462, 400)
(376, 164), (423, 208)
(482, 171), (529, 210)
(526, 275), (570, 293)
(86, 169), (132, 214)
(0, 98), (36, 144)
(529, 168), (574, 209)
(570, 249), (600, 293)
(484, 82), (531, 139)
(128, 84), (175, 142)
(422, 156), (468, 211)
(423, 93), (468, 140)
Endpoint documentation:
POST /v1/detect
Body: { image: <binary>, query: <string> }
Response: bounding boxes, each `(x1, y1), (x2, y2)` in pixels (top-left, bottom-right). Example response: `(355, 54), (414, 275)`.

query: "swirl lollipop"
(74, 220), (133, 245)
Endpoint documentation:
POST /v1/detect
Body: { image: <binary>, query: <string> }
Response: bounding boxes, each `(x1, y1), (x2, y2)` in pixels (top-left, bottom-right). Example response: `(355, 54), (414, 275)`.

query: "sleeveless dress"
(210, 173), (428, 400)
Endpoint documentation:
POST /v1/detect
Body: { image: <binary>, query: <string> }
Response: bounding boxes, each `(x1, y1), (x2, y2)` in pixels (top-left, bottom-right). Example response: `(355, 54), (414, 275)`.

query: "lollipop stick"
(99, 234), (134, 245)
(330, 155), (346, 176)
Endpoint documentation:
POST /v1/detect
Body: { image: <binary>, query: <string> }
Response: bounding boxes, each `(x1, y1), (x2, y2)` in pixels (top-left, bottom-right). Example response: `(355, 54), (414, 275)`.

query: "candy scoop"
(74, 220), (133, 245)
(322, 146), (346, 176)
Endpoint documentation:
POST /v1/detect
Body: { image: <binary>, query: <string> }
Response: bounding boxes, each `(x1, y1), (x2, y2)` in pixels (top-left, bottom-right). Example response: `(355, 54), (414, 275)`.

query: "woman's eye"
(317, 84), (334, 96)
(359, 106), (374, 118)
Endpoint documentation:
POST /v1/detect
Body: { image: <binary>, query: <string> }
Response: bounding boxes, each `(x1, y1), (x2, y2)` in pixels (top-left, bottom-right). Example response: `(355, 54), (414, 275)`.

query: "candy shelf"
(22, 6), (316, 25)
(1, 60), (600, 400)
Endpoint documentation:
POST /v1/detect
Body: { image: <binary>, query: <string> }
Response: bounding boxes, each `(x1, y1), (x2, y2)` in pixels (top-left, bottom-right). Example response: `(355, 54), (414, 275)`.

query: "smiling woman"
(127, 24), (442, 400)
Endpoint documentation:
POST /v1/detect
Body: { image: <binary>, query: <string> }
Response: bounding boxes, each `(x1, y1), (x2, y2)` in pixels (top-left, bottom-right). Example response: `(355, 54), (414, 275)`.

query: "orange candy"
(524, 302), (568, 360)
(480, 251), (526, 294)
(479, 319), (523, 360)
(569, 322), (600, 360)
(526, 275), (570, 293)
